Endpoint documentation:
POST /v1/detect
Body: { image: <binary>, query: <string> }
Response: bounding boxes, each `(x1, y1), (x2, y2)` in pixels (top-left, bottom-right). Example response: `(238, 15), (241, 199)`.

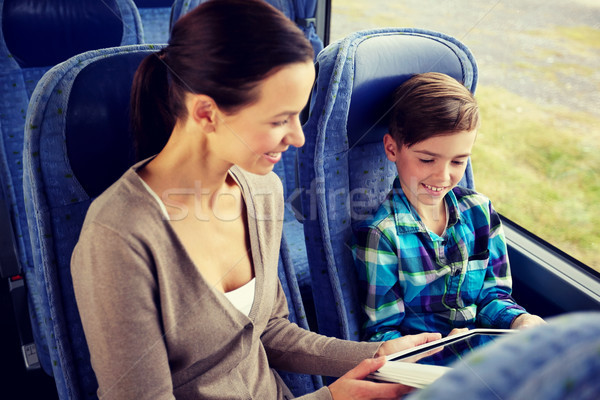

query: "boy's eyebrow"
(414, 150), (472, 158)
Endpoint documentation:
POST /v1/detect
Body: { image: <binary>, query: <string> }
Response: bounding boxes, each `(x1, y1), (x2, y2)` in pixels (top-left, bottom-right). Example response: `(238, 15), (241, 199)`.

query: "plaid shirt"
(352, 178), (526, 341)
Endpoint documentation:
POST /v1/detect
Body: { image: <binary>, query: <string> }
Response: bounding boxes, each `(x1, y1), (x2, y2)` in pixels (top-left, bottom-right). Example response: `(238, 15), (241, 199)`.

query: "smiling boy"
(352, 72), (545, 341)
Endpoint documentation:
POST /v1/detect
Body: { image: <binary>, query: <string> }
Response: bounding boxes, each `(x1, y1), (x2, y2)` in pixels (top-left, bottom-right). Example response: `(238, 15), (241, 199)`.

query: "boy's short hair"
(388, 72), (480, 147)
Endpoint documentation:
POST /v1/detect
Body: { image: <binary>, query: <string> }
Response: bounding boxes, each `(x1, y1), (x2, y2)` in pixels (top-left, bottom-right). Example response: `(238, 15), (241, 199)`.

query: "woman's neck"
(137, 126), (240, 220)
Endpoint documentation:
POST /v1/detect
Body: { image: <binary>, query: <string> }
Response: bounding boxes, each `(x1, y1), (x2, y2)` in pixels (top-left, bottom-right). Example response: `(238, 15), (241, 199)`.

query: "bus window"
(330, 0), (600, 271)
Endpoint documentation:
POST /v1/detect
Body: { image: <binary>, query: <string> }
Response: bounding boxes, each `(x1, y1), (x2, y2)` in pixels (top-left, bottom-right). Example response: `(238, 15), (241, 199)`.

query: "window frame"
(503, 216), (600, 316)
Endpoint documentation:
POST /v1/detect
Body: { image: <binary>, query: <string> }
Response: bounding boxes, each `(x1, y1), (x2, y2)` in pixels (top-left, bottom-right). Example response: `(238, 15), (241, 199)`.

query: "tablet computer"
(387, 328), (515, 366)
(370, 329), (516, 388)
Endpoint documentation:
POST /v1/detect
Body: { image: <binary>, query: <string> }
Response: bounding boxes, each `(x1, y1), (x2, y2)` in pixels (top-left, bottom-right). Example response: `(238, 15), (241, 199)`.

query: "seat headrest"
(65, 50), (155, 197)
(344, 32), (477, 147)
(2, 0), (124, 68)
(133, 0), (174, 7)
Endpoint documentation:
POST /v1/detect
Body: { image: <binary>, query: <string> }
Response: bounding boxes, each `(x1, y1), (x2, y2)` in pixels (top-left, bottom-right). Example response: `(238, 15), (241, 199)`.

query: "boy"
(352, 72), (544, 341)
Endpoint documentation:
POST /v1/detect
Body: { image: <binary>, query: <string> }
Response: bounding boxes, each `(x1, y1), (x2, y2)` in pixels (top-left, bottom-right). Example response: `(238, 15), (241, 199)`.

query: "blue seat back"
(408, 312), (600, 400)
(170, 0), (322, 57)
(23, 43), (320, 398)
(134, 0), (174, 44)
(298, 28), (478, 341)
(0, 0), (143, 383)
(22, 44), (153, 399)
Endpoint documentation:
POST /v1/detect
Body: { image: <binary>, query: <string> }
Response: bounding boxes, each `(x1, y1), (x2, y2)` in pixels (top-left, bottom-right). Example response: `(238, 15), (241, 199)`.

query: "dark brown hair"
(388, 72), (480, 147)
(130, 0), (314, 160)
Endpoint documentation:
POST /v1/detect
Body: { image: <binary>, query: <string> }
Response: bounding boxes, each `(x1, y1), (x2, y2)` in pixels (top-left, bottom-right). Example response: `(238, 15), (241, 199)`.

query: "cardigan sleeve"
(260, 280), (382, 379)
(71, 222), (175, 400)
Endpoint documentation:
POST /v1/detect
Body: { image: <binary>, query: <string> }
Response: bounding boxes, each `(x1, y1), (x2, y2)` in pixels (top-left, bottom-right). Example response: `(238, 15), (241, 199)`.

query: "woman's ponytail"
(130, 49), (174, 161)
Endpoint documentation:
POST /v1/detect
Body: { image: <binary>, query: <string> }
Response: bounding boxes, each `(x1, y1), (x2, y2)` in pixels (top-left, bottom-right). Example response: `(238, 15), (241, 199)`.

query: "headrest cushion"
(347, 34), (470, 147)
(133, 0), (174, 7)
(2, 0), (123, 68)
(65, 52), (149, 197)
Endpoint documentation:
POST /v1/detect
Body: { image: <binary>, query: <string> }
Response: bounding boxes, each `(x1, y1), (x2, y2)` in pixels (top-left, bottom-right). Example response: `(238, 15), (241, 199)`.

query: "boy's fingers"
(412, 332), (442, 346)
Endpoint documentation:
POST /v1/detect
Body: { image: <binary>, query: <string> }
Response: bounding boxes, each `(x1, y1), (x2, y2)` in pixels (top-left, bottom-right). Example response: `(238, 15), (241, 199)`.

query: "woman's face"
(214, 61), (315, 175)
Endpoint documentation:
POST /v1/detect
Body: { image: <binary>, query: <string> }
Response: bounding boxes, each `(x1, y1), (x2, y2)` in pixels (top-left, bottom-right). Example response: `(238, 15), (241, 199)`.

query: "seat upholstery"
(134, 0), (174, 44)
(0, 0), (143, 384)
(407, 312), (600, 400)
(23, 44), (154, 400)
(23, 43), (321, 399)
(298, 28), (478, 341)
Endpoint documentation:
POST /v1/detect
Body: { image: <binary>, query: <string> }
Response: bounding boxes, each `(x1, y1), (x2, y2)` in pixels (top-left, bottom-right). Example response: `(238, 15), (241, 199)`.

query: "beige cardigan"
(71, 162), (380, 399)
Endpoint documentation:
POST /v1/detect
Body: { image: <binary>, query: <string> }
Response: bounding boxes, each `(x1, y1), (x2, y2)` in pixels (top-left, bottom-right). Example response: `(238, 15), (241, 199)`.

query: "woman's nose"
(285, 115), (305, 148)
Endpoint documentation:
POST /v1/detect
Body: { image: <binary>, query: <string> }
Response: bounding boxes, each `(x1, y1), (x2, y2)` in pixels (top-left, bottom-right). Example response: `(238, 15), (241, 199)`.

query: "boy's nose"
(435, 163), (451, 182)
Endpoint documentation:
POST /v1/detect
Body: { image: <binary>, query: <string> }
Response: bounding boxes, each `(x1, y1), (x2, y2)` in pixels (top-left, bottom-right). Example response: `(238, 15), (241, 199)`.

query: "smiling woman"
(69, 0), (440, 399)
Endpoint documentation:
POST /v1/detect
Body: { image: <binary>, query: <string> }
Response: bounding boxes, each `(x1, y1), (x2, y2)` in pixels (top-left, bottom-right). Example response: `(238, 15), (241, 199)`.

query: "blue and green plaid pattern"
(352, 178), (526, 341)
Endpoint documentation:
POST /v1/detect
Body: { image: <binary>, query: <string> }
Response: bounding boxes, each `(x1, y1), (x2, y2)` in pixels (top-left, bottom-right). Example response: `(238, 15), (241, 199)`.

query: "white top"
(138, 174), (256, 316)
(223, 278), (256, 316)
(138, 175), (170, 219)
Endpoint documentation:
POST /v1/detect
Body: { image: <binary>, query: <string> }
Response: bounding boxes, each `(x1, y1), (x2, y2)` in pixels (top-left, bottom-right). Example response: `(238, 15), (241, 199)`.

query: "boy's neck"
(414, 200), (447, 236)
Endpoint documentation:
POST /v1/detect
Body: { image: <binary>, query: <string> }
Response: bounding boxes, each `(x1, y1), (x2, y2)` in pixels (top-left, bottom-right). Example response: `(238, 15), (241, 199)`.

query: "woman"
(71, 1), (440, 398)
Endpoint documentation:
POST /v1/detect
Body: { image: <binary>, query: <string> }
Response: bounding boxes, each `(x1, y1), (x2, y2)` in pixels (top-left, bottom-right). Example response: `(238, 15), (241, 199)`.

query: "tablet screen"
(389, 332), (507, 367)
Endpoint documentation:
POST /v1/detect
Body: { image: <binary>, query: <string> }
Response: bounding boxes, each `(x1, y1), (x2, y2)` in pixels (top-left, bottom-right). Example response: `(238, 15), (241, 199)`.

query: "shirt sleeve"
(352, 225), (406, 342)
(71, 222), (175, 400)
(475, 202), (527, 328)
(260, 280), (381, 379)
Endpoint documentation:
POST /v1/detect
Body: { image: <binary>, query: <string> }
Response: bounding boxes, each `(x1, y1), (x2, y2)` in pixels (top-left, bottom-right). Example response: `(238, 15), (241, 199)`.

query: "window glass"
(330, 0), (600, 271)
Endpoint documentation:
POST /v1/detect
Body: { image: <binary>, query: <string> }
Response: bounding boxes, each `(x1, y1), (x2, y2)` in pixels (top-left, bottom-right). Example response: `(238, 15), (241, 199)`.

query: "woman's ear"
(191, 94), (218, 133)
(383, 133), (399, 162)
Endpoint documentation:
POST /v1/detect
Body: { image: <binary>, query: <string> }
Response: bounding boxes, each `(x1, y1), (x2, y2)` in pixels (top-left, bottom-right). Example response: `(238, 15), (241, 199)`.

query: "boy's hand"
(448, 328), (469, 337)
(375, 332), (442, 357)
(510, 313), (546, 329)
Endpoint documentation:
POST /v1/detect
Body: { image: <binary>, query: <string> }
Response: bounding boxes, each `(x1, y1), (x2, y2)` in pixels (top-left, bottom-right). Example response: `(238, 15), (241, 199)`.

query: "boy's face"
(383, 130), (477, 215)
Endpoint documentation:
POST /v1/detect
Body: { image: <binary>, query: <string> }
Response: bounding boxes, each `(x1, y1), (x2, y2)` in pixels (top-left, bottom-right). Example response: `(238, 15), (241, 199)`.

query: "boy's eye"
(419, 159), (434, 164)
(452, 160), (466, 165)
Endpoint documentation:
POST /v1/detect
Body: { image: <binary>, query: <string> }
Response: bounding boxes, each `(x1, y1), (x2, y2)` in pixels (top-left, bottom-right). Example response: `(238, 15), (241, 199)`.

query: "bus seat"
(298, 28), (478, 341)
(134, 0), (174, 44)
(277, 234), (324, 395)
(169, 0), (321, 323)
(407, 311), (600, 400)
(0, 0), (143, 381)
(170, 0), (323, 58)
(23, 44), (321, 399)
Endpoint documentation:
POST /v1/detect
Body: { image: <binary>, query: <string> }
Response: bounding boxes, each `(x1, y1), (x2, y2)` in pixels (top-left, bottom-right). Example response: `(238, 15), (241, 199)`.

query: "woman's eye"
(272, 119), (289, 127)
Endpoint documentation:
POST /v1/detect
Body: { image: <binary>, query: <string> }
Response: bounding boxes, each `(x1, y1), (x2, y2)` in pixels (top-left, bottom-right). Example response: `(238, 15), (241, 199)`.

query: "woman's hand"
(328, 357), (412, 400)
(510, 313), (546, 329)
(375, 332), (442, 357)
(328, 332), (443, 399)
